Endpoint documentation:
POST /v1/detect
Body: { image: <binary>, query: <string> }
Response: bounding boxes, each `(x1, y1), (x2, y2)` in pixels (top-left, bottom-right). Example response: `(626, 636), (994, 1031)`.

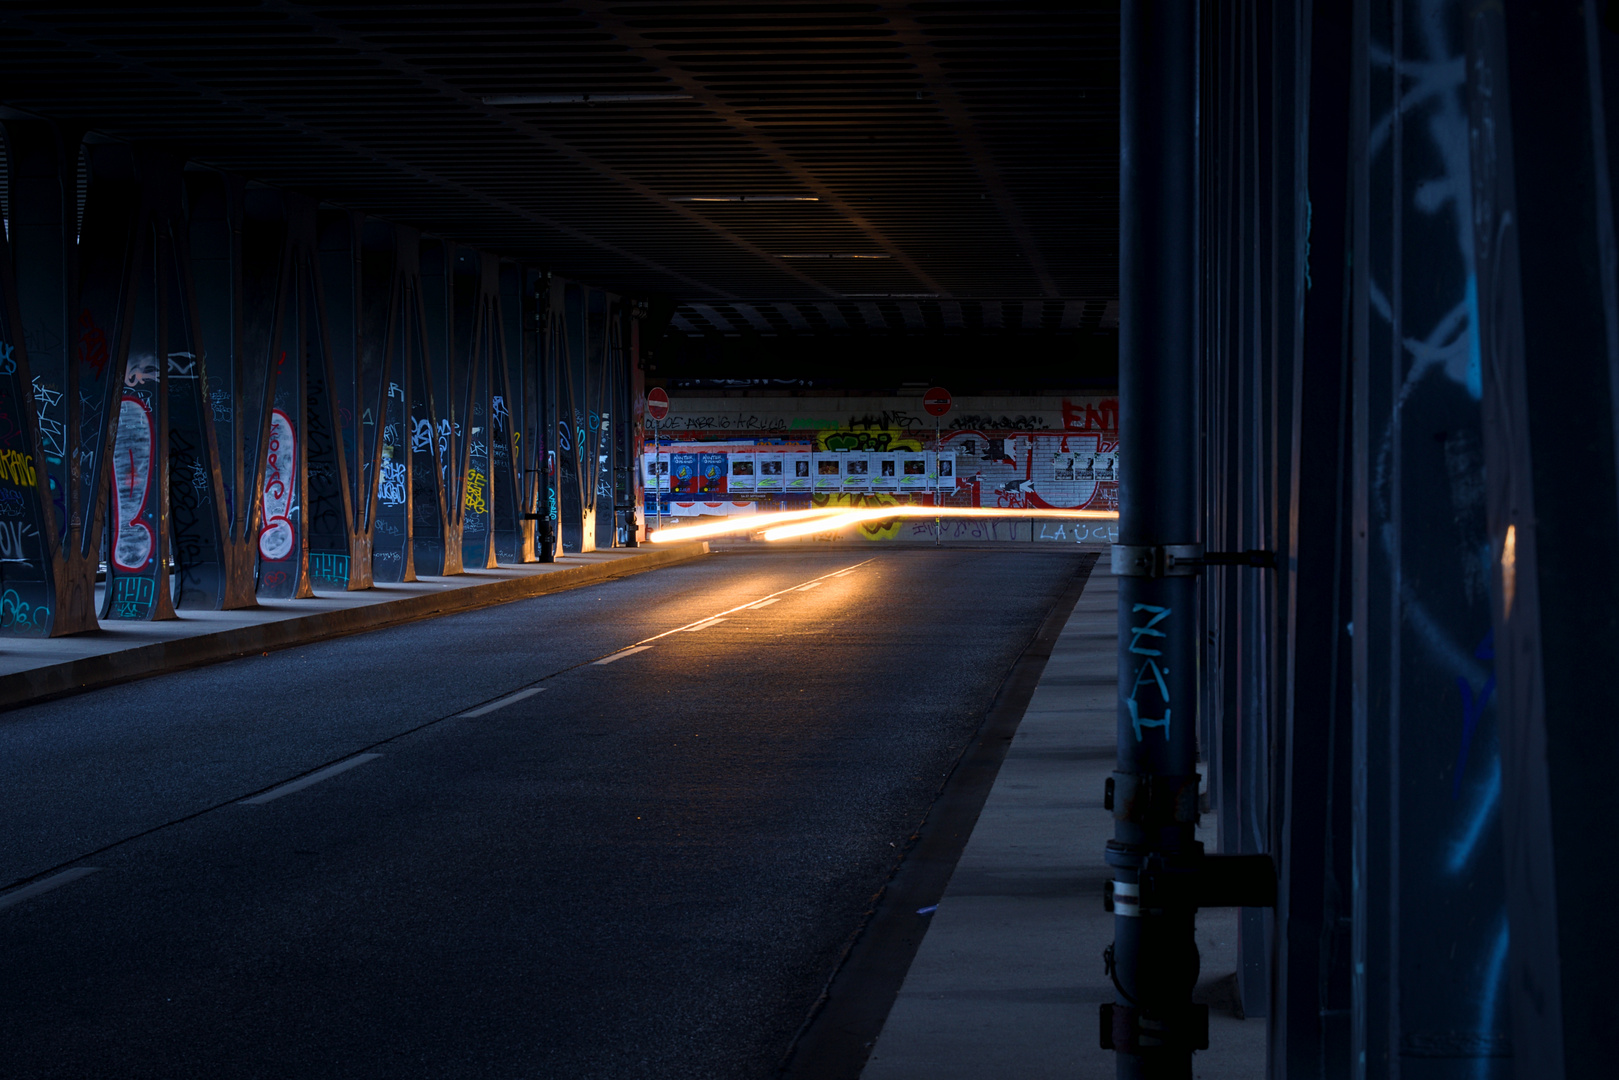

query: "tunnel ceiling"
(0, 1), (1117, 321)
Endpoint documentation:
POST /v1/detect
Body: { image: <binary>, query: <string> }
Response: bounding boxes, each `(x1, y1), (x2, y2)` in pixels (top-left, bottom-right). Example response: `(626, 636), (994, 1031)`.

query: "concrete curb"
(0, 541), (710, 711)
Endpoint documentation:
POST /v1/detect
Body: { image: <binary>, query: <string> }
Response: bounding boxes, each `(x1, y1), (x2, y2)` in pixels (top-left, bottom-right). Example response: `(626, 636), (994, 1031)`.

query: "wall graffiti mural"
(644, 398), (1121, 530)
(110, 394), (156, 573)
(258, 407), (297, 563)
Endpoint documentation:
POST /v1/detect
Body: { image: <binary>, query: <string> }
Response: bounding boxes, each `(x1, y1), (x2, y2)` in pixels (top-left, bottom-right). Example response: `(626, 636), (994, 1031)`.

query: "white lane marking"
(241, 754), (383, 805)
(746, 598), (780, 609)
(0, 867), (101, 913)
(459, 686), (546, 717)
(632, 557), (878, 645)
(797, 581), (823, 590)
(831, 568), (857, 577)
(594, 645), (653, 665)
(684, 617), (728, 631)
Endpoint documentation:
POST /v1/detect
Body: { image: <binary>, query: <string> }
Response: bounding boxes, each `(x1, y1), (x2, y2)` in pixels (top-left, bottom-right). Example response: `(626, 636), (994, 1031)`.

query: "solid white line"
(241, 754), (382, 805)
(594, 645), (653, 664)
(460, 686), (546, 717)
(797, 581), (823, 590)
(747, 598), (780, 608)
(0, 867), (101, 912)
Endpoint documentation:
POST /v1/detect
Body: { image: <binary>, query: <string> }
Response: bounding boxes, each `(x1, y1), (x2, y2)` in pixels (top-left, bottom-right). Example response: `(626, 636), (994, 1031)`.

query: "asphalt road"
(0, 547), (1087, 1080)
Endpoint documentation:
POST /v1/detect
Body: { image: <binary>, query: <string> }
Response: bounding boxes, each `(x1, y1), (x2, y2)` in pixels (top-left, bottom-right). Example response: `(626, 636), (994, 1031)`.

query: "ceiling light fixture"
(777, 253), (891, 259)
(669, 196), (820, 203)
(483, 92), (691, 105)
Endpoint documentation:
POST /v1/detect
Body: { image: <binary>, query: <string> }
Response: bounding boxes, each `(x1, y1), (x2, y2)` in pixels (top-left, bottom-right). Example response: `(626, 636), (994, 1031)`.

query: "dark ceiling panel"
(0, 1), (1118, 308)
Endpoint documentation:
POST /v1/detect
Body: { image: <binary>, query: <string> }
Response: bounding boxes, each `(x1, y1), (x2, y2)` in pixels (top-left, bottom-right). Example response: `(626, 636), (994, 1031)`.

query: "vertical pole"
(1107, 2), (1203, 1077)
(655, 417), (661, 534)
(934, 413), (940, 546)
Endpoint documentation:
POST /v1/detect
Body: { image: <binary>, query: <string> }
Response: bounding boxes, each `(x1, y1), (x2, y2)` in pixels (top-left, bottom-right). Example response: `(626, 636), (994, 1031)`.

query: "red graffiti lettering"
(1061, 397), (1119, 433)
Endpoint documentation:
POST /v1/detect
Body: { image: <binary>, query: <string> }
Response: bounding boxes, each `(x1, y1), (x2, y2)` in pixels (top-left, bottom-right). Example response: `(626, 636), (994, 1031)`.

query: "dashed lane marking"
(0, 868), (101, 913)
(459, 686), (547, 717)
(746, 598), (780, 609)
(594, 645), (653, 665)
(241, 754), (383, 805)
(684, 617), (728, 631)
(630, 558), (876, 645)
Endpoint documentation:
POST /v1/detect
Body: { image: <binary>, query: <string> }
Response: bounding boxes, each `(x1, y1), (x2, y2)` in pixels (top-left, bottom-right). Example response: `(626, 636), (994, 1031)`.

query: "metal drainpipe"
(1106, 3), (1205, 1076)
(1104, 6), (1277, 1075)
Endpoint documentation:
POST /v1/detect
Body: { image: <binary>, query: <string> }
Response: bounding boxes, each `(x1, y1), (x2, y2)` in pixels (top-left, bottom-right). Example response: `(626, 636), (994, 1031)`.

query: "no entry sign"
(646, 387), (670, 421)
(922, 386), (952, 417)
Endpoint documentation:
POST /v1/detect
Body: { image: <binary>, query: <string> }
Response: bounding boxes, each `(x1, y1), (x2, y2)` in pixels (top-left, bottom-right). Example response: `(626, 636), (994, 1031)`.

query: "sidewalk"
(0, 542), (709, 711)
(861, 562), (1265, 1078)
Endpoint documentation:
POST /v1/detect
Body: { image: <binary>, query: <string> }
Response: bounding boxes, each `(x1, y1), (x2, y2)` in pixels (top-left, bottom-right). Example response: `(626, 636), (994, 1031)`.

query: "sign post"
(646, 388), (670, 535)
(923, 387), (952, 545)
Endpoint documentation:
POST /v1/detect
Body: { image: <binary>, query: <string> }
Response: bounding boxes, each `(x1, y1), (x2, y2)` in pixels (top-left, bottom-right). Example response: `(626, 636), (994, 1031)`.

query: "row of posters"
(643, 451), (958, 495)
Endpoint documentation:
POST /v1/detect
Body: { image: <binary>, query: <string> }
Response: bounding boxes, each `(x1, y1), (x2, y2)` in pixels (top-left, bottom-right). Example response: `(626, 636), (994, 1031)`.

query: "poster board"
(897, 451), (930, 491)
(842, 453), (873, 490)
(812, 452), (842, 491)
(936, 451), (957, 493)
(786, 452), (812, 491)
(671, 452), (700, 494)
(728, 453), (756, 492)
(698, 451), (728, 494)
(756, 452), (784, 491)
(873, 452), (899, 491)
(643, 455), (670, 492)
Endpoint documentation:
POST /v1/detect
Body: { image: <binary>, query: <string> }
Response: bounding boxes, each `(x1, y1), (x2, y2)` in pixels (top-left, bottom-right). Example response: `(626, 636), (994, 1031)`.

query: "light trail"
(760, 505), (1120, 542)
(648, 506), (848, 543)
(648, 504), (1120, 544)
(760, 510), (879, 541)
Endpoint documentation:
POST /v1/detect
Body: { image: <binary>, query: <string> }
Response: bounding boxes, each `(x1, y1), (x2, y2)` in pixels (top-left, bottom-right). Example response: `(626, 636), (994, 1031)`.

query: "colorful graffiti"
(464, 467), (488, 515)
(111, 394), (156, 572)
(0, 448), (37, 487)
(259, 408), (296, 561)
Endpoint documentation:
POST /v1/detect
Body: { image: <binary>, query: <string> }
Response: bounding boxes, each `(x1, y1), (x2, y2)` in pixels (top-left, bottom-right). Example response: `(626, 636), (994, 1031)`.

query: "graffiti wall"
(644, 395), (1119, 517)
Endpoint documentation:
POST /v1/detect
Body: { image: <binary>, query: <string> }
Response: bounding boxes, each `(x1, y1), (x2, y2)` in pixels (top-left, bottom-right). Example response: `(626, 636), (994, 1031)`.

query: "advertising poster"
(897, 452), (930, 490)
(699, 451), (728, 494)
(671, 452), (700, 494)
(1053, 448), (1079, 481)
(936, 451), (956, 492)
(756, 452), (785, 490)
(873, 452), (899, 491)
(643, 455), (670, 492)
(728, 453), (756, 491)
(812, 452), (842, 491)
(787, 453), (813, 491)
(842, 453), (873, 490)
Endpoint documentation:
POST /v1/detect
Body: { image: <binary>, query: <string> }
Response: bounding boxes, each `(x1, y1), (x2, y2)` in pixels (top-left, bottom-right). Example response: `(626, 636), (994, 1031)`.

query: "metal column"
(1107, 4), (1278, 1074)
(1106, 3), (1204, 1075)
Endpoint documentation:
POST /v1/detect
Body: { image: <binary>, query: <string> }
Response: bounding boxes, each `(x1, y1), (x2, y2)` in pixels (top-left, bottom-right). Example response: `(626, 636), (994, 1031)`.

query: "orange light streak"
(759, 510), (876, 541)
(647, 503), (1120, 544)
(760, 505), (1120, 542)
(648, 506), (848, 544)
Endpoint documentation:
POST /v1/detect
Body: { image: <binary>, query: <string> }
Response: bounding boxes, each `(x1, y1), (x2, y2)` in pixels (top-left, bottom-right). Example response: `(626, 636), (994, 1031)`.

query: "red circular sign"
(646, 387), (670, 421)
(922, 386), (952, 417)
